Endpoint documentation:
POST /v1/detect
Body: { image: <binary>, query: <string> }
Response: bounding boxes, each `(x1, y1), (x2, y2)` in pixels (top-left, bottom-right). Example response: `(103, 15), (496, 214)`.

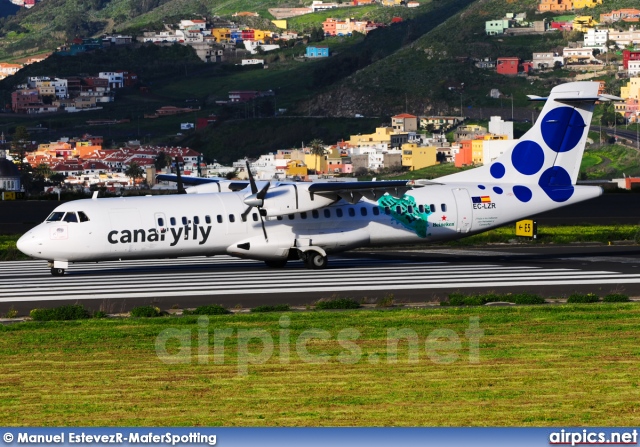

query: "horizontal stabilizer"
(156, 174), (220, 186)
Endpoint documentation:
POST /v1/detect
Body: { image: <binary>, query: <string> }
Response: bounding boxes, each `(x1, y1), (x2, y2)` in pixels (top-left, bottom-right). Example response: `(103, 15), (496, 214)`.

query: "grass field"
(2, 305), (640, 426)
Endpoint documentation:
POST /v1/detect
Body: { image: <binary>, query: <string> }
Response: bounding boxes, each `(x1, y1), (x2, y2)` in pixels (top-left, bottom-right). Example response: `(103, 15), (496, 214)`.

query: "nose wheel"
(51, 267), (65, 276)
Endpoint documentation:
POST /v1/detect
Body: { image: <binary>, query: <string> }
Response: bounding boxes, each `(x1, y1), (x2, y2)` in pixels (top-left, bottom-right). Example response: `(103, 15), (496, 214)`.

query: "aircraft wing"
(155, 174), (221, 185)
(307, 180), (429, 204)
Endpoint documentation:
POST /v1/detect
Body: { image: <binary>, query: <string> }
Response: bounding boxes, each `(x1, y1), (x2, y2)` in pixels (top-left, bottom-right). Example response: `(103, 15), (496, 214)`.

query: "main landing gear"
(302, 250), (328, 270)
(51, 267), (65, 276)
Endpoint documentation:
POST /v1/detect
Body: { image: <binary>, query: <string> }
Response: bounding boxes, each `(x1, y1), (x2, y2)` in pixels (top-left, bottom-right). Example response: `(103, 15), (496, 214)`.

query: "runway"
(2, 246), (640, 314)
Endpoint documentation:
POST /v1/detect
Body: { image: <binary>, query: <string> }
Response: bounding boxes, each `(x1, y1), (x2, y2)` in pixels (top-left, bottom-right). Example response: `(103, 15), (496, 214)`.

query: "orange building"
(538, 0), (572, 12)
(455, 141), (473, 167)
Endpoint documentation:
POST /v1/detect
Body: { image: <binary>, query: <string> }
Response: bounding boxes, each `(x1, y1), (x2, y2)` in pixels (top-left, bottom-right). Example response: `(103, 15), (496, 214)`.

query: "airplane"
(17, 82), (618, 276)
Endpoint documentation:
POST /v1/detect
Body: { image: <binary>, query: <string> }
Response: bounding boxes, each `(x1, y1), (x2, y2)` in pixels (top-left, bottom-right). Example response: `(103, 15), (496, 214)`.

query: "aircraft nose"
(17, 232), (43, 257)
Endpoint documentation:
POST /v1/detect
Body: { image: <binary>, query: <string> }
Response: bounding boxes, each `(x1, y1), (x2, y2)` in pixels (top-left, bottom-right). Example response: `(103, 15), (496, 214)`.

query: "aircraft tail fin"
(437, 82), (615, 202)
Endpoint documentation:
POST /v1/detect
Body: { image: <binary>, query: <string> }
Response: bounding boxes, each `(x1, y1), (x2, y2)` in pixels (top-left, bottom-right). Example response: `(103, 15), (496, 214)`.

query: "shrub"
(187, 304), (230, 315)
(443, 292), (544, 306)
(315, 297), (360, 310)
(567, 293), (600, 303)
(4, 306), (18, 318)
(508, 293), (545, 305)
(603, 293), (630, 303)
(130, 305), (162, 317)
(376, 294), (395, 308)
(251, 304), (290, 313)
(93, 310), (107, 318)
(30, 305), (90, 321)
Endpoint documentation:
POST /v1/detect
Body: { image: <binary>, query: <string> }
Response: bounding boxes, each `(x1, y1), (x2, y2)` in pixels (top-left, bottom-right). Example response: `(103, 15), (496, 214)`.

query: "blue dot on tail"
(478, 185), (486, 190)
(513, 185), (532, 202)
(541, 106), (585, 153)
(493, 186), (503, 194)
(538, 166), (574, 202)
(511, 140), (545, 175)
(490, 163), (505, 179)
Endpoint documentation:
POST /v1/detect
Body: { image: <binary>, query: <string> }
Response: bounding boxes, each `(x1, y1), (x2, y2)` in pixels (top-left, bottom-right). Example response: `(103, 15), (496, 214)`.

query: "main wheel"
(265, 259), (287, 268)
(51, 267), (65, 276)
(305, 251), (328, 270)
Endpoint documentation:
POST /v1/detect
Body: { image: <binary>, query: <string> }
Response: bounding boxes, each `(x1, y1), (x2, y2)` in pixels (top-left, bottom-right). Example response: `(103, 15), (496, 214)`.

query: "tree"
(33, 163), (52, 181)
(125, 162), (144, 187)
(309, 139), (325, 173)
(154, 151), (171, 171)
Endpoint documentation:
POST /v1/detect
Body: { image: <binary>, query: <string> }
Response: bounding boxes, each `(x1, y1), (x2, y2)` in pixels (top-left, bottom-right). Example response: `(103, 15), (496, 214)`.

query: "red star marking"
(441, 215), (447, 221)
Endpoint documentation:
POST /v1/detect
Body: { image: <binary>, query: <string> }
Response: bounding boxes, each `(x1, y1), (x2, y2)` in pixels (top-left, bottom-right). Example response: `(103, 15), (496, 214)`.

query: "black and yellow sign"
(1, 192), (25, 201)
(516, 219), (537, 238)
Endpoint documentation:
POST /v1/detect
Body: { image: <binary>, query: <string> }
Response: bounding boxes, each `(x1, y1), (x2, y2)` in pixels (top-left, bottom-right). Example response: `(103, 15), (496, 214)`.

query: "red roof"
(393, 113), (417, 119)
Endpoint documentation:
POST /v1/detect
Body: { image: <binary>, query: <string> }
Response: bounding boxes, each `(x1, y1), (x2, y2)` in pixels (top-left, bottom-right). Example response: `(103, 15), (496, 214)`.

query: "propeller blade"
(246, 160), (258, 195)
(259, 213), (268, 240)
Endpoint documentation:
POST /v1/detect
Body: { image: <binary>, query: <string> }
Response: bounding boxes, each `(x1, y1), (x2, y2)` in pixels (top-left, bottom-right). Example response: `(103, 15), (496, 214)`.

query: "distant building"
(496, 57), (520, 75)
(306, 46), (330, 57)
(0, 151), (20, 192)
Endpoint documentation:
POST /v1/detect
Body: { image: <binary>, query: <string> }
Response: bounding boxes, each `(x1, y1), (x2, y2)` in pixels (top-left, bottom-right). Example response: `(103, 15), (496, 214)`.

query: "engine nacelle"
(260, 184), (335, 217)
(226, 232), (295, 261)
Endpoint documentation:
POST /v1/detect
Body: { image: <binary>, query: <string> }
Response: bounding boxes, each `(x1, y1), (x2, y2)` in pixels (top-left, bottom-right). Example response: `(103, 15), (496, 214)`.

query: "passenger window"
(205, 215), (211, 224)
(217, 215), (223, 223)
(360, 208), (367, 216)
(194, 216), (200, 225)
(312, 210), (319, 219)
(430, 204), (436, 213)
(252, 213), (259, 222)
(373, 207), (380, 216)
(301, 212), (307, 219)
(441, 204), (447, 212)
(229, 214), (235, 223)
(395, 206), (402, 214)
(348, 208), (355, 217)
(384, 206), (391, 215)
(78, 211), (90, 222)
(241, 214), (247, 222)
(182, 216), (188, 225)
(157, 217), (165, 227)
(288, 214), (295, 220)
(418, 205), (425, 213)
(46, 212), (65, 222)
(63, 212), (78, 223)
(407, 205), (414, 214)
(324, 209), (331, 218)
(170, 217), (176, 226)
(336, 209), (343, 218)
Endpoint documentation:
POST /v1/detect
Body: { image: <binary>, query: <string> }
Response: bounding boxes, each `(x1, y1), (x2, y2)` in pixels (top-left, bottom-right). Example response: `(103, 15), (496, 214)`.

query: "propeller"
(174, 156), (187, 195)
(242, 160), (269, 240)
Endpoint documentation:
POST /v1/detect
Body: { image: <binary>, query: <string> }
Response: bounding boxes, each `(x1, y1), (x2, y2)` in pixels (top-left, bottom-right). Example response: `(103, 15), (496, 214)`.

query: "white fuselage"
(17, 182), (602, 265)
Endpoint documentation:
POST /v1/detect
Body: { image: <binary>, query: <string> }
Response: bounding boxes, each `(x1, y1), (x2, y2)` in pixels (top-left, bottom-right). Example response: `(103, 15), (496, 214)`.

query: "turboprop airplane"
(17, 82), (618, 276)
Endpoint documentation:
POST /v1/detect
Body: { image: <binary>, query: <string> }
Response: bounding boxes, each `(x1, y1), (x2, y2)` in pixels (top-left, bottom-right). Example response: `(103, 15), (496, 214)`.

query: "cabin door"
(452, 188), (473, 233)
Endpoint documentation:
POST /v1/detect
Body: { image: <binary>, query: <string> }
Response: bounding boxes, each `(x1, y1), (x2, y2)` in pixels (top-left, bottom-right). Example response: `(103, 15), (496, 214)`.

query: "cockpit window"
(63, 212), (78, 223)
(46, 212), (65, 222)
(78, 212), (90, 222)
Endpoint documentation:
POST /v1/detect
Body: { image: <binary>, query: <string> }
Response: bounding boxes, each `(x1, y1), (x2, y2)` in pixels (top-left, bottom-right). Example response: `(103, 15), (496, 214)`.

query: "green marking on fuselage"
(378, 194), (432, 238)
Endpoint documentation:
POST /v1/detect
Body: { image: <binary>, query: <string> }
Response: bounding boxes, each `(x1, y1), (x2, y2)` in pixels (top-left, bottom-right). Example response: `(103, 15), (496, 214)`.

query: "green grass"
(0, 235), (28, 262)
(450, 224), (640, 246)
(2, 305), (640, 425)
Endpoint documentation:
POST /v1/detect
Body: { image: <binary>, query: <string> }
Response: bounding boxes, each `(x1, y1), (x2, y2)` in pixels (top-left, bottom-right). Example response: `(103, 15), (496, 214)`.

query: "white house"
(488, 116), (514, 139)
(583, 28), (608, 49)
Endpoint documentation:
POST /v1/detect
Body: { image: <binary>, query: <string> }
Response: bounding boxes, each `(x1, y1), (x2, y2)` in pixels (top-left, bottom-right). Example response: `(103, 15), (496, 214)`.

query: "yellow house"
(471, 140), (485, 165)
(349, 127), (394, 146)
(272, 20), (287, 29)
(573, 0), (602, 8)
(573, 16), (598, 32)
(304, 152), (328, 173)
(286, 160), (307, 177)
(401, 143), (438, 171)
(621, 78), (640, 100)
(211, 28), (232, 42)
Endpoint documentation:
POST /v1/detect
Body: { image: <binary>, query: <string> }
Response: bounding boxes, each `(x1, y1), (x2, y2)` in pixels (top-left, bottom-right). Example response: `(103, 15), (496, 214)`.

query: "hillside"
(307, 0), (640, 117)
